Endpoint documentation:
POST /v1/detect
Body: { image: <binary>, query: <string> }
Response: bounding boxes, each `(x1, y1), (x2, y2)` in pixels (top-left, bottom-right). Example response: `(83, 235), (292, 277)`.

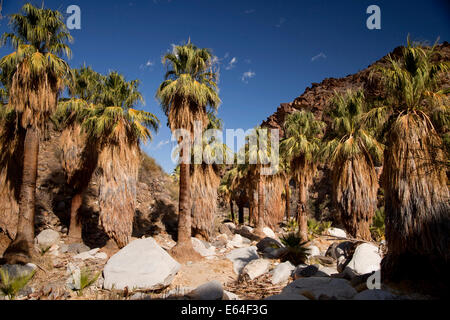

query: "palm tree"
(281, 111), (325, 242)
(156, 41), (220, 262)
(321, 89), (383, 241)
(55, 66), (103, 243)
(368, 39), (449, 284)
(0, 3), (72, 264)
(0, 76), (24, 241)
(191, 112), (227, 240)
(219, 168), (237, 223)
(84, 71), (159, 248)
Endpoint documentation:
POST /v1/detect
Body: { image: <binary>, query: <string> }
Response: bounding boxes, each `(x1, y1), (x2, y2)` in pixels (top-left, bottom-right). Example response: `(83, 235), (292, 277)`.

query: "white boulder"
(344, 243), (381, 278)
(271, 261), (295, 285)
(326, 228), (347, 238)
(282, 277), (357, 300)
(103, 238), (180, 291)
(226, 246), (259, 275)
(241, 259), (271, 280)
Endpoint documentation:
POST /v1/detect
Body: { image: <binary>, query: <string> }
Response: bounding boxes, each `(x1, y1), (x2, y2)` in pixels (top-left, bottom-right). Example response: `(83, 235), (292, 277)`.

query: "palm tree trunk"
(255, 169), (265, 233)
(229, 199), (235, 222)
(381, 116), (450, 291)
(238, 205), (244, 225)
(3, 127), (39, 265)
(68, 190), (83, 243)
(297, 176), (308, 242)
(285, 178), (290, 221)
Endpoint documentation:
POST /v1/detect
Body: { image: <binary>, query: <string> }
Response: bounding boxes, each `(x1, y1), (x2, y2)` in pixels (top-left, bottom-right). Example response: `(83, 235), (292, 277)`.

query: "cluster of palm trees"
(0, 4), (159, 264)
(220, 38), (449, 283)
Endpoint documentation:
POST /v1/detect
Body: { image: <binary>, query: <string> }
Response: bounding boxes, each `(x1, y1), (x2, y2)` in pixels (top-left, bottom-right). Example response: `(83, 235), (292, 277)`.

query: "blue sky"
(1, 0), (449, 173)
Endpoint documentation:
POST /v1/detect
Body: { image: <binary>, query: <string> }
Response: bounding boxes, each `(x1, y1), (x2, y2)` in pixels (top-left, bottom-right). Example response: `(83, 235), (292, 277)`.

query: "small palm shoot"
(279, 232), (310, 265)
(77, 268), (101, 296)
(0, 268), (36, 300)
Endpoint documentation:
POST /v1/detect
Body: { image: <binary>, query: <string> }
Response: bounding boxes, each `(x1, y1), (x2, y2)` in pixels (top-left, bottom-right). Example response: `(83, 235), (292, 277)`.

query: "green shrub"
(77, 268), (101, 296)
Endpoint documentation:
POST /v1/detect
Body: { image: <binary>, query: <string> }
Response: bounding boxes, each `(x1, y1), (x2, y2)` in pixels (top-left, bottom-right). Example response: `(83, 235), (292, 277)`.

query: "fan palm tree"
(54, 66), (103, 243)
(219, 167), (237, 223)
(156, 41), (220, 261)
(0, 3), (72, 264)
(83, 71), (159, 248)
(367, 38), (449, 283)
(281, 111), (325, 242)
(321, 89), (383, 241)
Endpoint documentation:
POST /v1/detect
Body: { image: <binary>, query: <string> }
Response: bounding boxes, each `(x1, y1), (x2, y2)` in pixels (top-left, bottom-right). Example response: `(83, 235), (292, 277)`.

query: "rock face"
(35, 229), (60, 250)
(282, 277), (357, 300)
(226, 246), (259, 275)
(344, 243), (381, 278)
(103, 238), (180, 291)
(241, 259), (271, 280)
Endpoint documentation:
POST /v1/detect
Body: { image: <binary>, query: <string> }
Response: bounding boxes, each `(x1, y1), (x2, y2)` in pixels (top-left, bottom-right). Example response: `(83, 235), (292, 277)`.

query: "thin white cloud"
(311, 52), (327, 62)
(225, 57), (237, 70)
(241, 70), (256, 83)
(244, 9), (256, 14)
(275, 17), (286, 28)
(140, 59), (154, 70)
(155, 140), (170, 150)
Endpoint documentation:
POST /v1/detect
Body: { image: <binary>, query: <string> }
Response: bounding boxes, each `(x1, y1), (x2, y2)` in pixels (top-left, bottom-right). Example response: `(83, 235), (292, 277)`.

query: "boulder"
(305, 245), (320, 257)
(293, 264), (319, 278)
(264, 293), (309, 300)
(35, 229), (60, 250)
(326, 228), (347, 238)
(226, 246), (259, 275)
(191, 238), (216, 257)
(0, 263), (37, 280)
(66, 263), (81, 290)
(282, 277), (357, 300)
(353, 289), (397, 300)
(241, 258), (271, 280)
(103, 238), (180, 290)
(256, 237), (283, 253)
(344, 243), (381, 279)
(262, 227), (276, 239)
(241, 226), (254, 233)
(315, 265), (339, 277)
(186, 281), (223, 300)
(218, 224), (233, 237)
(271, 261), (295, 284)
(223, 290), (240, 300)
(224, 222), (236, 232)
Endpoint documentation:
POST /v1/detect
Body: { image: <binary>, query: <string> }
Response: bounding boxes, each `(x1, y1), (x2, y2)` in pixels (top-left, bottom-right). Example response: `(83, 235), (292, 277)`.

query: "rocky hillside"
(33, 128), (178, 248)
(261, 42), (450, 222)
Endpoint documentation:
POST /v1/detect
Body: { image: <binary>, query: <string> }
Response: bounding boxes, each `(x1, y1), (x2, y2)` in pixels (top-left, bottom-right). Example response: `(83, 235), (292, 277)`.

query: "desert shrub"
(0, 268), (36, 300)
(279, 232), (309, 265)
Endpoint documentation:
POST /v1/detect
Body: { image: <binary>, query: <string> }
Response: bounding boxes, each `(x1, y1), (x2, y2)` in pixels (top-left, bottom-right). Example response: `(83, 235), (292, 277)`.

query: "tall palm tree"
(0, 3), (72, 264)
(281, 111), (325, 242)
(321, 90), (383, 241)
(368, 39), (449, 284)
(156, 41), (220, 262)
(191, 112), (227, 240)
(84, 71), (159, 248)
(219, 167), (237, 223)
(55, 66), (103, 243)
(0, 76), (24, 240)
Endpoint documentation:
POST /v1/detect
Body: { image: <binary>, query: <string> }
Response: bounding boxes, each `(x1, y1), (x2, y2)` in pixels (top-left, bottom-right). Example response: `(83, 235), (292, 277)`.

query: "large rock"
(191, 238), (216, 257)
(226, 246), (259, 275)
(271, 261), (295, 284)
(241, 259), (271, 280)
(264, 293), (309, 300)
(262, 227), (276, 239)
(256, 237), (283, 253)
(103, 238), (180, 290)
(326, 228), (347, 238)
(186, 281), (224, 300)
(282, 277), (357, 300)
(0, 263), (37, 280)
(344, 243), (381, 279)
(305, 245), (320, 257)
(353, 289), (397, 300)
(293, 264), (317, 279)
(35, 229), (60, 250)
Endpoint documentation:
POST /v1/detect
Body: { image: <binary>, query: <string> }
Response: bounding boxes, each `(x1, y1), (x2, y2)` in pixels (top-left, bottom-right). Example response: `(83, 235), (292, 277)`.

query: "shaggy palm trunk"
(229, 199), (235, 222)
(333, 155), (378, 241)
(381, 115), (450, 290)
(297, 176), (308, 242)
(285, 178), (290, 221)
(3, 127), (39, 264)
(238, 205), (244, 225)
(98, 144), (139, 248)
(67, 191), (83, 242)
(255, 170), (265, 233)
(191, 165), (219, 241)
(265, 176), (284, 229)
